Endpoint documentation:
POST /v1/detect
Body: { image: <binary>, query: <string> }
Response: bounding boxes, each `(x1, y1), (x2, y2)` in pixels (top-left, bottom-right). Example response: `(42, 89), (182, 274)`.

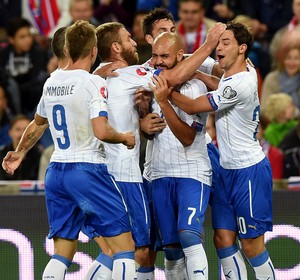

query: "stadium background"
(0, 189), (299, 280)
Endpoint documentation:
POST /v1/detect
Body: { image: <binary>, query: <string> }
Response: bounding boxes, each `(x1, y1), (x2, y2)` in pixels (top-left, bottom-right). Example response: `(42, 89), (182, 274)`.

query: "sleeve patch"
(222, 86), (237, 99)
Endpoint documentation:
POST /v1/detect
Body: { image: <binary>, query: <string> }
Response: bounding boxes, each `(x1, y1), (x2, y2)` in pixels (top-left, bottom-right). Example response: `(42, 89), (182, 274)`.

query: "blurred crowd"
(1, 0), (300, 181)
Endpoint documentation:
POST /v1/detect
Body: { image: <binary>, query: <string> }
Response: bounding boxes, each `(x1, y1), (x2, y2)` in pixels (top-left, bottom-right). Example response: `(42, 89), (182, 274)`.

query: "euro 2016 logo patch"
(136, 67), (147, 76)
(222, 86), (237, 99)
(100, 86), (108, 99)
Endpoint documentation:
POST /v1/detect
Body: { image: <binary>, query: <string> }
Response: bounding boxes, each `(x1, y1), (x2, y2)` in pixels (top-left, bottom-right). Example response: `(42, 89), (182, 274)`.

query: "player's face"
(151, 19), (176, 40)
(216, 30), (241, 70)
(152, 41), (178, 70)
(284, 48), (300, 77)
(118, 28), (139, 65)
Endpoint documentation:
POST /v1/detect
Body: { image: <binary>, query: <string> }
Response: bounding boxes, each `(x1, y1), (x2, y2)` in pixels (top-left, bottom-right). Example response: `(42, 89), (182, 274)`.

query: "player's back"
(39, 69), (106, 163)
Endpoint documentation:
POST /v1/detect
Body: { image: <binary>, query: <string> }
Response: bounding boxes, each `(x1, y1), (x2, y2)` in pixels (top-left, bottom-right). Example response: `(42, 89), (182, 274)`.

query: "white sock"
(217, 245), (247, 280)
(85, 253), (113, 280)
(136, 266), (155, 280)
(183, 244), (208, 280)
(248, 250), (276, 280)
(42, 254), (71, 280)
(111, 251), (137, 280)
(164, 257), (187, 280)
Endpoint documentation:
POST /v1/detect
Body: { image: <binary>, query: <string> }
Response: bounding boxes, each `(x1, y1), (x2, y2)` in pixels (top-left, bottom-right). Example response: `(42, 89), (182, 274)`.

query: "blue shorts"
(212, 157), (273, 238)
(143, 177), (162, 250)
(207, 142), (220, 204)
(151, 177), (211, 246)
(117, 181), (151, 247)
(45, 162), (131, 239)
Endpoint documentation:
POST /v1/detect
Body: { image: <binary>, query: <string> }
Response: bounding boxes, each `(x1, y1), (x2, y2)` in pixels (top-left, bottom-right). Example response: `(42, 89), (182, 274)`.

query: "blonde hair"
(265, 93), (293, 122)
(65, 20), (96, 62)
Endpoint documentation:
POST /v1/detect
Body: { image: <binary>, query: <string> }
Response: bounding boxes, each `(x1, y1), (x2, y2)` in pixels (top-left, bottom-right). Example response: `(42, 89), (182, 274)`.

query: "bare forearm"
(159, 101), (196, 147)
(16, 120), (48, 155)
(169, 91), (199, 115)
(194, 71), (220, 91)
(164, 43), (213, 87)
(99, 123), (127, 144)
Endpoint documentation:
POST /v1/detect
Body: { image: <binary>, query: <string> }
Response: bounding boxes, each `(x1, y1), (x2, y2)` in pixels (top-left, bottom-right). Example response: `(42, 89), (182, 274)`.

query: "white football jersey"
(207, 65), (265, 169)
(104, 65), (155, 182)
(151, 79), (212, 185)
(37, 69), (108, 163)
(141, 58), (215, 181)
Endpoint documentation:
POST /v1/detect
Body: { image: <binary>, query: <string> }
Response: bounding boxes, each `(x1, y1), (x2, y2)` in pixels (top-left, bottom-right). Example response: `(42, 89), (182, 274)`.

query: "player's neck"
(104, 57), (128, 67)
(224, 60), (247, 78)
(65, 59), (92, 72)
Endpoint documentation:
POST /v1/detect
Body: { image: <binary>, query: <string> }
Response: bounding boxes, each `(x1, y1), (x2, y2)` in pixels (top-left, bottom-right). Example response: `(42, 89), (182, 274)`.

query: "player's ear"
(239, 43), (247, 55)
(63, 45), (69, 58)
(145, 34), (154, 45)
(177, 49), (184, 61)
(92, 46), (98, 57)
(112, 42), (121, 54)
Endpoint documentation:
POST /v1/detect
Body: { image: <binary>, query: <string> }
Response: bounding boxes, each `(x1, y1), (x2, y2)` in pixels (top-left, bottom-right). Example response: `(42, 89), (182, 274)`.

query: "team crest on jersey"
(222, 86), (237, 99)
(100, 86), (108, 99)
(136, 67), (147, 76)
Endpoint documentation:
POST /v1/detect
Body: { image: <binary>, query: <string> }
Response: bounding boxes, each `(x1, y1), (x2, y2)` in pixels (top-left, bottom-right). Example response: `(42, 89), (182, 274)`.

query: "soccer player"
(148, 32), (212, 280)
(2, 20), (137, 280)
(156, 21), (276, 280)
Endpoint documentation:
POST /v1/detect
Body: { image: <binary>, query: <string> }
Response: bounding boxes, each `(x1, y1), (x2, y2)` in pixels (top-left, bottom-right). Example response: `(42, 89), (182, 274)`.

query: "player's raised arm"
(161, 22), (226, 87)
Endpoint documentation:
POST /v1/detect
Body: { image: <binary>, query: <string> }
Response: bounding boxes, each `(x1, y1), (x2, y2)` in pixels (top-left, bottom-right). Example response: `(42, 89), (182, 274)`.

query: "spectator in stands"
(177, 0), (216, 54)
(94, 0), (133, 28)
(233, 14), (271, 80)
(0, 18), (49, 116)
(0, 0), (21, 48)
(261, 45), (300, 110)
(269, 0), (300, 69)
(258, 114), (284, 179)
(0, 82), (14, 148)
(243, 0), (293, 43)
(136, 0), (178, 21)
(279, 116), (300, 178)
(132, 11), (152, 64)
(264, 93), (298, 147)
(205, 0), (246, 23)
(0, 114), (41, 180)
(69, 0), (99, 26)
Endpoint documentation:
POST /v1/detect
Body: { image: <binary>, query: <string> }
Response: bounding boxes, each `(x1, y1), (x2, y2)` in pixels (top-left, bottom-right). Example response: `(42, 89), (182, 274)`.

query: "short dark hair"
(6, 17), (32, 38)
(226, 21), (254, 59)
(51, 27), (67, 59)
(142, 7), (175, 36)
(96, 22), (124, 61)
